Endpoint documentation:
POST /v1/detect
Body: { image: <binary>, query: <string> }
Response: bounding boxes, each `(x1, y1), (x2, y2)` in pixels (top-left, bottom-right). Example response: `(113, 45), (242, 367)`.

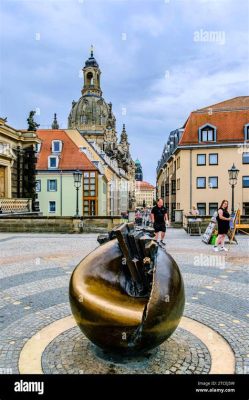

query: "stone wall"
(0, 216), (124, 233)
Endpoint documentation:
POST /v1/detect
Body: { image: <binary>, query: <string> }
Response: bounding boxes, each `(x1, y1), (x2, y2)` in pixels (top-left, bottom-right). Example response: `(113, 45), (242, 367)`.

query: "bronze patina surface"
(69, 223), (185, 354)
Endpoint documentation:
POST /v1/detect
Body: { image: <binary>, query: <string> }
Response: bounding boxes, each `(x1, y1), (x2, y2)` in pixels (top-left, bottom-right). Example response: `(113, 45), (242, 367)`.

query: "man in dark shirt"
(151, 198), (169, 245)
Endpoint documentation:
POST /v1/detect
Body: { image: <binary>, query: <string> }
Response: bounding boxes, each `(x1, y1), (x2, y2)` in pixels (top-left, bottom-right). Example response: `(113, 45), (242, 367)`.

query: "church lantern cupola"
(82, 45), (102, 97)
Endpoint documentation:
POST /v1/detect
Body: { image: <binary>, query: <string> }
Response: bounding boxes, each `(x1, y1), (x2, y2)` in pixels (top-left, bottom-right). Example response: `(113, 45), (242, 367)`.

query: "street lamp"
(228, 163), (239, 213)
(73, 169), (82, 217)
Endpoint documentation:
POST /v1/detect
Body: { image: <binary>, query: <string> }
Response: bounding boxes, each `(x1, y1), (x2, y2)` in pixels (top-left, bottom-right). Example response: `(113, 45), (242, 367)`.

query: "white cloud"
(128, 63), (248, 124)
(129, 13), (165, 37)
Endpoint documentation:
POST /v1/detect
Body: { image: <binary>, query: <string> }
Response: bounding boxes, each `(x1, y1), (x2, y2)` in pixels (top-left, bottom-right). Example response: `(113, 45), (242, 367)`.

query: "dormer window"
(199, 124), (217, 142)
(52, 140), (62, 153)
(244, 124), (249, 141)
(48, 156), (59, 169)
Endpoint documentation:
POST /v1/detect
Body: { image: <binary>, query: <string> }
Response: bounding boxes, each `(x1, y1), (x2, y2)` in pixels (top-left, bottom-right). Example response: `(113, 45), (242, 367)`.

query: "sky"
(1, 0), (249, 184)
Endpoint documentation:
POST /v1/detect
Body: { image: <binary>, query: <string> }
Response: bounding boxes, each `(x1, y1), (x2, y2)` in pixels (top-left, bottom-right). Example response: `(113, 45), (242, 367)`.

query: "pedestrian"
(151, 198), (169, 245)
(213, 199), (231, 252)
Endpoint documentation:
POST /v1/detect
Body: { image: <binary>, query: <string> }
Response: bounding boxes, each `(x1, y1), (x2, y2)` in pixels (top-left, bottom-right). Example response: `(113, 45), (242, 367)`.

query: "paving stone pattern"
(0, 230), (248, 374)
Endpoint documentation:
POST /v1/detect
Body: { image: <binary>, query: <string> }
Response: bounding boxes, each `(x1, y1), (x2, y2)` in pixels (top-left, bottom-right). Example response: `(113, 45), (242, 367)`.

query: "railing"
(0, 198), (32, 214)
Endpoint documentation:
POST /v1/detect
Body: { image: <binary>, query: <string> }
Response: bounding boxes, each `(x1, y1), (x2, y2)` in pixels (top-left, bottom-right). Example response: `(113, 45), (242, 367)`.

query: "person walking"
(151, 198), (169, 245)
(213, 200), (231, 252)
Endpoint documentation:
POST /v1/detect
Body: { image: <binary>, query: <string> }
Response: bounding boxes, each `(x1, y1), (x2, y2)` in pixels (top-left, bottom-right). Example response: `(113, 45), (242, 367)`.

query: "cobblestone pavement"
(0, 230), (248, 374)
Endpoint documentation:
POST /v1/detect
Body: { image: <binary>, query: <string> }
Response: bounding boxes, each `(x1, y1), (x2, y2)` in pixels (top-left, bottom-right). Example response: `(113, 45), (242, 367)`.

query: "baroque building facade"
(0, 117), (40, 212)
(68, 48), (136, 209)
(135, 181), (155, 208)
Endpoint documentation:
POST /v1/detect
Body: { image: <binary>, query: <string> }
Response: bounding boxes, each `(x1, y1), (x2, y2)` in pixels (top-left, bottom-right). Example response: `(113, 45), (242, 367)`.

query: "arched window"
(86, 72), (94, 86)
(80, 115), (87, 124)
(198, 124), (217, 142)
(100, 114), (105, 125)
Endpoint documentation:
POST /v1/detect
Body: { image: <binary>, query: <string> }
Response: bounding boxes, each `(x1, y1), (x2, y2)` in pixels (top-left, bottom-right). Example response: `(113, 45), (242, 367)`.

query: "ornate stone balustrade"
(0, 198), (32, 214)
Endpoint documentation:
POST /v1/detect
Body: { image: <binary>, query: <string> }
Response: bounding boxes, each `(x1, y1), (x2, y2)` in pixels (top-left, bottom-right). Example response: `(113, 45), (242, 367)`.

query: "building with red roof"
(35, 129), (98, 216)
(157, 97), (249, 221)
(135, 180), (155, 207)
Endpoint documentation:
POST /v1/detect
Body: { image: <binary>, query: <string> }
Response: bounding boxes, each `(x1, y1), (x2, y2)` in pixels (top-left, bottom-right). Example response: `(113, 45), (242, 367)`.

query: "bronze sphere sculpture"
(69, 223), (185, 354)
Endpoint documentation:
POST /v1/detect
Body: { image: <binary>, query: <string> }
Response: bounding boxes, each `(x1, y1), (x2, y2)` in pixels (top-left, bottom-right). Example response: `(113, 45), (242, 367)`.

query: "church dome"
(85, 55), (99, 68)
(84, 45), (99, 68)
(68, 97), (115, 130)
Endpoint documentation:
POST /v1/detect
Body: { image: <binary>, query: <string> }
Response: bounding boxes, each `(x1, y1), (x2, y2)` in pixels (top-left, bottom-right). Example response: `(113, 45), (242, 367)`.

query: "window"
(161, 185), (165, 198)
(242, 176), (249, 188)
(197, 203), (206, 215)
(100, 115), (105, 125)
(171, 202), (176, 222)
(202, 129), (213, 141)
(199, 124), (216, 142)
(244, 124), (249, 141)
(171, 180), (176, 195)
(52, 140), (62, 153)
(49, 201), (56, 213)
(47, 179), (57, 192)
(243, 202), (249, 215)
(209, 203), (218, 216)
(197, 154), (206, 165)
(197, 177), (206, 188)
(242, 152), (249, 164)
(103, 181), (107, 195)
(34, 143), (41, 153)
(165, 183), (169, 196)
(48, 156), (58, 169)
(80, 115), (87, 124)
(209, 153), (218, 165)
(208, 176), (218, 188)
(177, 178), (180, 190)
(86, 72), (94, 86)
(83, 200), (96, 216)
(176, 157), (180, 169)
(36, 180), (41, 192)
(83, 171), (97, 215)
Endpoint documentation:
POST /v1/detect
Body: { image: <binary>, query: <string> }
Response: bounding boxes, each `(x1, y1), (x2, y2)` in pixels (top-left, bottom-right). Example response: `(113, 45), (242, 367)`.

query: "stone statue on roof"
(27, 111), (40, 131)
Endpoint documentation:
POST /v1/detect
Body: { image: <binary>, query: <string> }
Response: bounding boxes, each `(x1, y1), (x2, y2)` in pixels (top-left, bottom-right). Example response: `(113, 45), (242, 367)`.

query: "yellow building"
(157, 97), (249, 221)
(135, 181), (155, 208)
(0, 117), (40, 212)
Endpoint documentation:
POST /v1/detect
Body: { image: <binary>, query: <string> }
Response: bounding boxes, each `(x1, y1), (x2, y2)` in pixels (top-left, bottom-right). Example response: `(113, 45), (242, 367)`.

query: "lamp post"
(73, 169), (82, 217)
(228, 164), (239, 214)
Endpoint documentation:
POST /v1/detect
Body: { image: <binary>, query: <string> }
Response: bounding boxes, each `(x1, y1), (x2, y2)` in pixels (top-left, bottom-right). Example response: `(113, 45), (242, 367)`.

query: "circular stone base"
(42, 326), (211, 374)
